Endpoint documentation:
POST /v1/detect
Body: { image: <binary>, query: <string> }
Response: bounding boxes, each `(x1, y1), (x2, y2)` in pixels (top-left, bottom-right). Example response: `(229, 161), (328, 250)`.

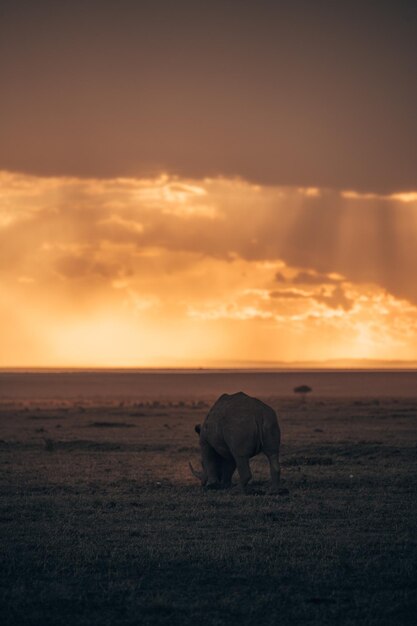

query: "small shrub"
(294, 385), (312, 401)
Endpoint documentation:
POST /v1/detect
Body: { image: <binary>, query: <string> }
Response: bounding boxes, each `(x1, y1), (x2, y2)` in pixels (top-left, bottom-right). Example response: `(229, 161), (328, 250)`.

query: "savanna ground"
(0, 393), (416, 625)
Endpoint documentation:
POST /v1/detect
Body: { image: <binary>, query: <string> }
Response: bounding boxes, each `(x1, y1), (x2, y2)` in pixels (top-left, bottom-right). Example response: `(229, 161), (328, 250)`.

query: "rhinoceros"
(189, 391), (281, 493)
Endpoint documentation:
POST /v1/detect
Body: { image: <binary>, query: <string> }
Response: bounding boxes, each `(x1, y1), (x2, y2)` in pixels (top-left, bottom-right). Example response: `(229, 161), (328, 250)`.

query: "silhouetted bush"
(294, 385), (312, 401)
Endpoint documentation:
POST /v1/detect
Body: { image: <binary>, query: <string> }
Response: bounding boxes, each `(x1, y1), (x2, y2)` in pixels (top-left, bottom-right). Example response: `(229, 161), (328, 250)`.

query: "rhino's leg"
(266, 453), (281, 493)
(235, 456), (252, 493)
(201, 441), (222, 489)
(220, 458), (236, 488)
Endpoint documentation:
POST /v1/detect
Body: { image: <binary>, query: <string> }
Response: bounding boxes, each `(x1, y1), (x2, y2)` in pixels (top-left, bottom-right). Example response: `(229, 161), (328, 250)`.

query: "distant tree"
(294, 385), (312, 402)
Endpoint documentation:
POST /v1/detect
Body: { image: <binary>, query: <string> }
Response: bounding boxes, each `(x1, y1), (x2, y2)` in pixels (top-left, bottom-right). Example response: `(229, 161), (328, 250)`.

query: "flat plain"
(0, 372), (416, 625)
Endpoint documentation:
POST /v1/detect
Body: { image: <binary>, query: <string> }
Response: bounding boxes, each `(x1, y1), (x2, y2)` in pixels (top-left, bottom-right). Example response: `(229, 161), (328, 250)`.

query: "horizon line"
(1, 364), (417, 373)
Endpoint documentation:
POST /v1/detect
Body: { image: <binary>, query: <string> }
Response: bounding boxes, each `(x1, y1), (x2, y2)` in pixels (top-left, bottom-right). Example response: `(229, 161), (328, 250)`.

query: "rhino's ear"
(194, 424), (201, 435)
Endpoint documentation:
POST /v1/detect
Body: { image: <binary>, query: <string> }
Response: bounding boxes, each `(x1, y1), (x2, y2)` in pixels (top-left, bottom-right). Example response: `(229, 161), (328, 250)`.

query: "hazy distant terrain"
(1, 373), (416, 625)
(1, 369), (417, 400)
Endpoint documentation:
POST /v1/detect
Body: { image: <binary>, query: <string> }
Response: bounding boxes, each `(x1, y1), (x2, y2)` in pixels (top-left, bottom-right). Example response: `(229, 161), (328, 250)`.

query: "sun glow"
(1, 171), (417, 367)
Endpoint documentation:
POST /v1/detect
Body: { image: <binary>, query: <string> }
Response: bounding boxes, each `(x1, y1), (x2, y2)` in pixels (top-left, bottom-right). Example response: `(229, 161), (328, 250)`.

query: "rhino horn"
(189, 461), (204, 481)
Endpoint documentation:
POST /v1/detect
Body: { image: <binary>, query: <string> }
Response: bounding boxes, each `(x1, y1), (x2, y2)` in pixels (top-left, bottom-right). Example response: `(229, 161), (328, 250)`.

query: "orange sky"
(1, 3), (416, 366)
(1, 171), (417, 367)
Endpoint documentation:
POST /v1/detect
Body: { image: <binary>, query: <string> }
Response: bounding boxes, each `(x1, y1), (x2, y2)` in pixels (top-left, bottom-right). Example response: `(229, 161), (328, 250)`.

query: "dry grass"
(0, 395), (416, 625)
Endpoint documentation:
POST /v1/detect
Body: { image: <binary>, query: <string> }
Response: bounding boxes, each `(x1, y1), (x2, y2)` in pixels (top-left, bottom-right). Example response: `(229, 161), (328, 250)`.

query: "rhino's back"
(202, 392), (280, 458)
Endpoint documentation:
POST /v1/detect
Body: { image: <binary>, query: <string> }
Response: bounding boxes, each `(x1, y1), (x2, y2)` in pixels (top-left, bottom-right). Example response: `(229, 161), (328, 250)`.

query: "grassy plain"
(1, 393), (416, 625)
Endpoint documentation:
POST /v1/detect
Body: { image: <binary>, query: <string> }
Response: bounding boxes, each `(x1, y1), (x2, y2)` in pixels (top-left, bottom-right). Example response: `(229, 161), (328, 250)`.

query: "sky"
(1, 1), (417, 367)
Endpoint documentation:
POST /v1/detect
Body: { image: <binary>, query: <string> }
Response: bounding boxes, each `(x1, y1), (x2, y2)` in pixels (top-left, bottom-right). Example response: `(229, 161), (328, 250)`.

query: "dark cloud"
(314, 286), (353, 312)
(275, 270), (343, 285)
(0, 1), (416, 192)
(270, 285), (353, 312)
(274, 272), (287, 283)
(269, 290), (307, 300)
(291, 271), (343, 285)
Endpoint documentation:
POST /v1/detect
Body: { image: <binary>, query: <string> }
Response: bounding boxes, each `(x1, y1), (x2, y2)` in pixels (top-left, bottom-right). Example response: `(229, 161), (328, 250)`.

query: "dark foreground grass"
(0, 397), (416, 625)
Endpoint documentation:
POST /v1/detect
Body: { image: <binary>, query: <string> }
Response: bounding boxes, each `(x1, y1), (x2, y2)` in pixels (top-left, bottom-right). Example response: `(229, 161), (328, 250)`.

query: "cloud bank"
(1, 2), (416, 193)
(1, 171), (416, 366)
